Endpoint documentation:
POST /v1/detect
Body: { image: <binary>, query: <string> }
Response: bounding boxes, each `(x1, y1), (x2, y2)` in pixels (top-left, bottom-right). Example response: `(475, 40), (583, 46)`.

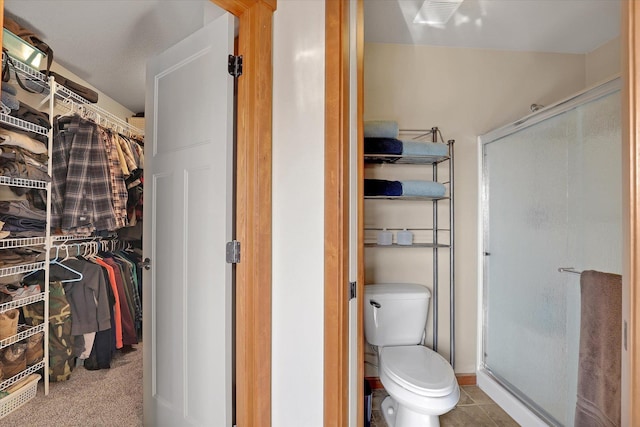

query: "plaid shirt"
(100, 128), (128, 229)
(51, 116), (117, 233)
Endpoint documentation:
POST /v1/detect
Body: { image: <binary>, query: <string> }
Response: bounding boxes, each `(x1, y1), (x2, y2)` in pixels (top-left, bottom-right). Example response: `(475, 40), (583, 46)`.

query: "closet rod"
(57, 95), (143, 139)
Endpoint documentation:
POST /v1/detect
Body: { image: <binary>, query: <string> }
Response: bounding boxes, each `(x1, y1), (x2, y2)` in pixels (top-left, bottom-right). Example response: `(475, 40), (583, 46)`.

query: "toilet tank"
(364, 283), (431, 347)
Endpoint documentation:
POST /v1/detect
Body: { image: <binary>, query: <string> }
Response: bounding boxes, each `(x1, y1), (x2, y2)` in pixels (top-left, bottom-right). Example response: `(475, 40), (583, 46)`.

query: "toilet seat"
(379, 346), (457, 398)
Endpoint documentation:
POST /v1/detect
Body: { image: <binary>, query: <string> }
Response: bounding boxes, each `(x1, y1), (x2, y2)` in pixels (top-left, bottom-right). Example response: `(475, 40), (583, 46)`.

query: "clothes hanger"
(50, 245), (83, 283)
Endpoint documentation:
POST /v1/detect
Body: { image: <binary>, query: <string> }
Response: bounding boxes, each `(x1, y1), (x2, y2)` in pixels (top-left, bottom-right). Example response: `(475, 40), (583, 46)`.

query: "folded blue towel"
(365, 179), (446, 197)
(401, 141), (448, 157)
(364, 121), (398, 139)
(364, 179), (402, 196)
(401, 180), (446, 197)
(364, 137), (403, 155)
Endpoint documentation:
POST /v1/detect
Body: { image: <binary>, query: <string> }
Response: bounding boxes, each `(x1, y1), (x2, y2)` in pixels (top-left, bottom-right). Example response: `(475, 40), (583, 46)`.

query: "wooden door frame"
(325, 0), (351, 425)
(622, 3), (640, 426)
(211, 1), (275, 426)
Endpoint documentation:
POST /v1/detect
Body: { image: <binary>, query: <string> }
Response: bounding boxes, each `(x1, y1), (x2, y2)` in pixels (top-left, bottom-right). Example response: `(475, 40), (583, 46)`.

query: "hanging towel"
(364, 120), (398, 139)
(575, 270), (622, 427)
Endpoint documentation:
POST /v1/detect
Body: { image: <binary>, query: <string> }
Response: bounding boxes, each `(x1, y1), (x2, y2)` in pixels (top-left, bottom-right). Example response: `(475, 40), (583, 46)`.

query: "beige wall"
(13, 61), (134, 122)
(363, 42), (617, 374)
(586, 37), (621, 87)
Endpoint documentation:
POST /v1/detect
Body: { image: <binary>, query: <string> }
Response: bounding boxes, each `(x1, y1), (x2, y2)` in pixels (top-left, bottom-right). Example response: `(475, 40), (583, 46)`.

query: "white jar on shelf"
(377, 229), (393, 246)
(397, 229), (413, 246)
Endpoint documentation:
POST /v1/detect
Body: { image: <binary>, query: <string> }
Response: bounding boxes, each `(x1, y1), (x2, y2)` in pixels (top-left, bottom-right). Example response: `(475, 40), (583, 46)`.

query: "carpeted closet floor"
(1, 343), (143, 426)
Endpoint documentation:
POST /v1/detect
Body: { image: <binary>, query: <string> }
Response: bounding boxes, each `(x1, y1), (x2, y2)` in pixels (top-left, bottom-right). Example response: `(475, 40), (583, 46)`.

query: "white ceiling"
(364, 0), (621, 54)
(4, 0), (223, 114)
(4, 0), (622, 114)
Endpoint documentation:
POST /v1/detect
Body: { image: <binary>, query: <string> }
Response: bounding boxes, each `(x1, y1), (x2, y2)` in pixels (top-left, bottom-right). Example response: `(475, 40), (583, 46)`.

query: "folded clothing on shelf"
(0, 128), (47, 154)
(0, 247), (44, 267)
(0, 215), (46, 233)
(1, 84), (16, 97)
(0, 200), (46, 221)
(1, 83), (18, 111)
(0, 187), (26, 202)
(0, 157), (50, 183)
(44, 70), (98, 103)
(9, 102), (51, 131)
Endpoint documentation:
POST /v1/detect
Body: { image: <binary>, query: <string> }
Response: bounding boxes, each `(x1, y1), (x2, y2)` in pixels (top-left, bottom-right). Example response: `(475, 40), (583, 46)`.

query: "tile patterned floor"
(370, 385), (520, 427)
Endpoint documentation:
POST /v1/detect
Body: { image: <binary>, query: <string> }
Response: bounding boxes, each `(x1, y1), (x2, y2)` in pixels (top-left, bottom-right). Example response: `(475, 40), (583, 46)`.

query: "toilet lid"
(380, 346), (457, 398)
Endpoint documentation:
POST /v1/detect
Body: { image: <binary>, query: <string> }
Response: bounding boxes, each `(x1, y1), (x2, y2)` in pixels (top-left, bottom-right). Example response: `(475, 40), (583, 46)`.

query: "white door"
(142, 13), (235, 426)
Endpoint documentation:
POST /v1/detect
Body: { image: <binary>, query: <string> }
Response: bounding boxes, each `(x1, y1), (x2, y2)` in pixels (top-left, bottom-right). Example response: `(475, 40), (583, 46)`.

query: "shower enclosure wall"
(478, 78), (622, 426)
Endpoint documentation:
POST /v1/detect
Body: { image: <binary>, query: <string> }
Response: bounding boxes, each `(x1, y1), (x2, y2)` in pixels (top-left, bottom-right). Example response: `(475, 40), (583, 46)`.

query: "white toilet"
(364, 283), (459, 427)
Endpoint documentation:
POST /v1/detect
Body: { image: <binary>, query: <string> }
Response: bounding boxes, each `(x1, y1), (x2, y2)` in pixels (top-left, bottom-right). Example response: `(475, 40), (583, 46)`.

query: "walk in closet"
(363, 124), (455, 375)
(0, 41), (144, 418)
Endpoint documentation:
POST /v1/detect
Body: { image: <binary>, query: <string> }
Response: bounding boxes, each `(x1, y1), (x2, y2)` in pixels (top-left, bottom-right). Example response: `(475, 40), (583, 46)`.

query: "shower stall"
(478, 78), (622, 426)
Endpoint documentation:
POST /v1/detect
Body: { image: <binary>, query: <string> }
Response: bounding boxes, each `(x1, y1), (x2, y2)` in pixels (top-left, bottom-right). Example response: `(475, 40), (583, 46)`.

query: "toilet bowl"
(364, 283), (459, 427)
(378, 345), (459, 427)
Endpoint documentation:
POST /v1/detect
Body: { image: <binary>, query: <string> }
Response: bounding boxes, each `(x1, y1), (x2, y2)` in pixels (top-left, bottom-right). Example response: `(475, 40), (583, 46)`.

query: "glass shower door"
(482, 87), (621, 426)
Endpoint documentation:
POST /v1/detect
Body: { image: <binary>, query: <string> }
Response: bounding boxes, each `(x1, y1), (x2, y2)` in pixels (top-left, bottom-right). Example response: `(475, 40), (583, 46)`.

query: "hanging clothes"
(22, 281), (75, 382)
(99, 127), (128, 229)
(51, 115), (118, 234)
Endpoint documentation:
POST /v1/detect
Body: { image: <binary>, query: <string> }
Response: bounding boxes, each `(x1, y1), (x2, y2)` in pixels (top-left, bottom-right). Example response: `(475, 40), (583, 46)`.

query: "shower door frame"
(477, 77), (621, 426)
(623, 3), (640, 425)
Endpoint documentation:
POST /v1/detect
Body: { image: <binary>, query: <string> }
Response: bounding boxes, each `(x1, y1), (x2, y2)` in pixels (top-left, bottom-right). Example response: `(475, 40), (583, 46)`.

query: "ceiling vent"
(414, 0), (464, 25)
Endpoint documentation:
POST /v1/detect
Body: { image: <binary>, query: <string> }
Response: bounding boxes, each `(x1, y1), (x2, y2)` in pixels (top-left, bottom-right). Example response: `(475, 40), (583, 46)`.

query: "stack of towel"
(364, 120), (448, 198)
(364, 120), (448, 157)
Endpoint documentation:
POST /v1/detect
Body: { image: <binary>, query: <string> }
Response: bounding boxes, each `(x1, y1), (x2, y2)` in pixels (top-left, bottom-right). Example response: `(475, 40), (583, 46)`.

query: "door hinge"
(228, 55), (243, 78)
(226, 240), (241, 264)
(349, 281), (356, 300)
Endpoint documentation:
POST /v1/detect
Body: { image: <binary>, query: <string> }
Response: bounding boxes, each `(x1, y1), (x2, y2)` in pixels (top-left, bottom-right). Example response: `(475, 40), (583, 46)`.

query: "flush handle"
(370, 300), (381, 328)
